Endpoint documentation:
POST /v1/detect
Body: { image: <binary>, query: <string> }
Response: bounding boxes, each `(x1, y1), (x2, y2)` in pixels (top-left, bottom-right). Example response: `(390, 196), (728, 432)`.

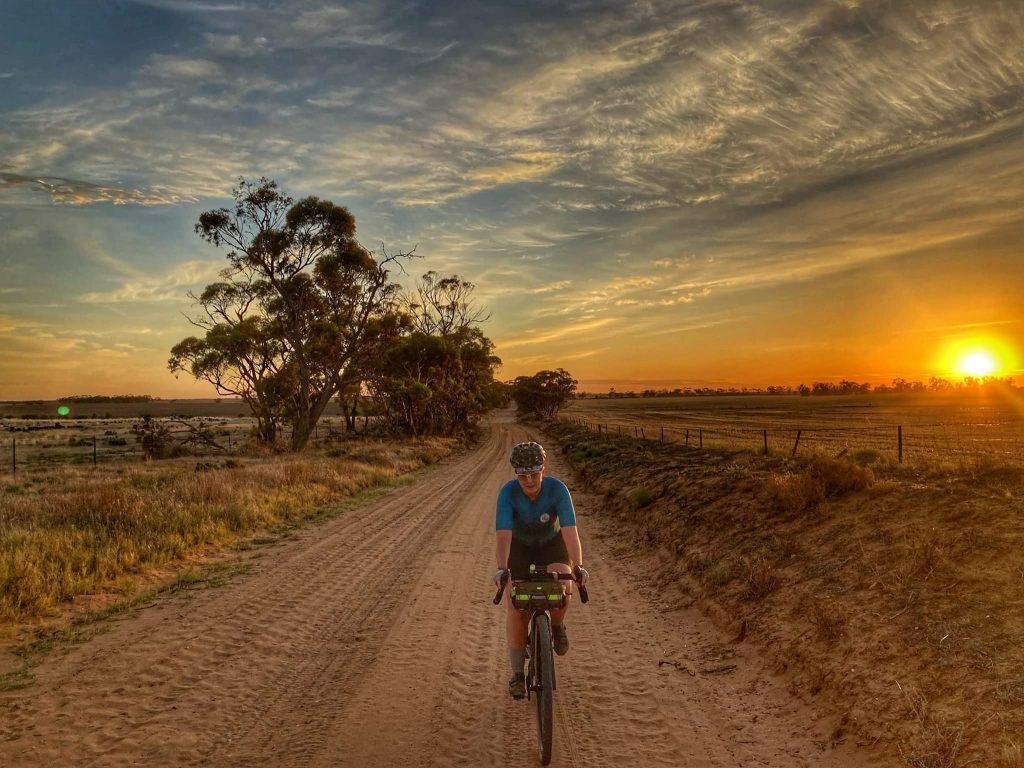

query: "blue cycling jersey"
(495, 476), (577, 546)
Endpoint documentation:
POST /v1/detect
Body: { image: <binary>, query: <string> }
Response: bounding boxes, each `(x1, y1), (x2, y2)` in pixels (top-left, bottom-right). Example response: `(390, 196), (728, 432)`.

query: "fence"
(2, 416), (368, 474)
(563, 416), (1024, 466)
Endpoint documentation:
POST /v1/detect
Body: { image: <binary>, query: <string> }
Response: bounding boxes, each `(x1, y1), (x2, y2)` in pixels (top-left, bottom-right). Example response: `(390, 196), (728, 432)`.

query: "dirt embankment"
(544, 419), (1024, 767)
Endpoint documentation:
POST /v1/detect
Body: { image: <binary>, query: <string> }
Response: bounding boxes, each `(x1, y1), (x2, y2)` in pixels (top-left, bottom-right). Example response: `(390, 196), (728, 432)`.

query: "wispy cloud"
(0, 172), (187, 206)
(496, 317), (616, 350)
(79, 260), (221, 303)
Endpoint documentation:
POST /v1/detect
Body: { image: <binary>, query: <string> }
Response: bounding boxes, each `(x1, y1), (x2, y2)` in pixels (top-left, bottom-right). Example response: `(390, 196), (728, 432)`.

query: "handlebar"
(492, 567), (589, 605)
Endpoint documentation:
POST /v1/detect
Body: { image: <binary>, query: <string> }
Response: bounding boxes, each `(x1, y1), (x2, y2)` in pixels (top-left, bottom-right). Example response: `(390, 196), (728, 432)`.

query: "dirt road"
(0, 413), (882, 767)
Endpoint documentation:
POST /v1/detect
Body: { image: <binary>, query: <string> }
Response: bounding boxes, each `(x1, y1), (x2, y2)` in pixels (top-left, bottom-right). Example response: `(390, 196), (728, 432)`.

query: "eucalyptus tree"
(170, 177), (412, 450)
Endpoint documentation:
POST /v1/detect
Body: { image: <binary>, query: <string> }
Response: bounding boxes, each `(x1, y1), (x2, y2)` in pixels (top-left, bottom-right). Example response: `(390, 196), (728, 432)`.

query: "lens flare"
(57, 406), (70, 416)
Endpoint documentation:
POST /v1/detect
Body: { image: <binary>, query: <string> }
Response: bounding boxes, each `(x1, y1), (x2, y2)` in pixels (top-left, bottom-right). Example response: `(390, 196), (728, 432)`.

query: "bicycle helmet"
(510, 441), (546, 473)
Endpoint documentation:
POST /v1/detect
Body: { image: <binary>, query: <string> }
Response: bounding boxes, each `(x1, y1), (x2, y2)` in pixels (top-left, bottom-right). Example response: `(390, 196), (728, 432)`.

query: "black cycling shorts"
(508, 535), (570, 580)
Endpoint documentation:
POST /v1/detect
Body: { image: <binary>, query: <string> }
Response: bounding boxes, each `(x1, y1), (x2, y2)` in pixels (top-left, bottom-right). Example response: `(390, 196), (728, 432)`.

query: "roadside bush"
(629, 487), (655, 508)
(768, 455), (873, 514)
(700, 557), (731, 588)
(567, 442), (616, 463)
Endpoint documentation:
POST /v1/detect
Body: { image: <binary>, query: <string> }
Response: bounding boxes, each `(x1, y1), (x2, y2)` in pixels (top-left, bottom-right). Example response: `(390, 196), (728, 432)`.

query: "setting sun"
(935, 336), (1018, 382)
(958, 351), (997, 377)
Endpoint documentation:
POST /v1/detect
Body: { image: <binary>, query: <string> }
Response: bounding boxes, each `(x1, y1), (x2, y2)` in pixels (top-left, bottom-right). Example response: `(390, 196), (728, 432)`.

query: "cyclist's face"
(516, 467), (544, 495)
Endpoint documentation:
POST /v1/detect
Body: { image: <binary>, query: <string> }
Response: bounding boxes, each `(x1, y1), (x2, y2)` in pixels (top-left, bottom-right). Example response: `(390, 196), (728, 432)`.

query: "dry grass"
(743, 553), (780, 600)
(800, 594), (848, 643)
(0, 438), (453, 623)
(768, 455), (874, 515)
(897, 683), (973, 768)
(998, 742), (1023, 768)
(550, 416), (1024, 765)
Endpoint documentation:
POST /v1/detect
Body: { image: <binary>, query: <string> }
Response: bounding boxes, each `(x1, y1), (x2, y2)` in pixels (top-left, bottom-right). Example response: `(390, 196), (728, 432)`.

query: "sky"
(1, 0), (1023, 399)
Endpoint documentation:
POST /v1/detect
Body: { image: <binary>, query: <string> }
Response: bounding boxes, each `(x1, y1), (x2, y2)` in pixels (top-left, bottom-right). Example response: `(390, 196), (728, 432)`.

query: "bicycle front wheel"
(532, 613), (555, 765)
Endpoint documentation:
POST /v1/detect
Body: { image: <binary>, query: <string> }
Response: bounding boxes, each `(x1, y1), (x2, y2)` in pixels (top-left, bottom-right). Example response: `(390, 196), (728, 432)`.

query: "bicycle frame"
(493, 566), (589, 766)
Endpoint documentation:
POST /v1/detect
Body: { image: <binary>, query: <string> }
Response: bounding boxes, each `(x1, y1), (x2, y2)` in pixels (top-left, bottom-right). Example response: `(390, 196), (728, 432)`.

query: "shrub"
(567, 442), (616, 463)
(768, 455), (873, 514)
(701, 559), (732, 588)
(629, 487), (655, 508)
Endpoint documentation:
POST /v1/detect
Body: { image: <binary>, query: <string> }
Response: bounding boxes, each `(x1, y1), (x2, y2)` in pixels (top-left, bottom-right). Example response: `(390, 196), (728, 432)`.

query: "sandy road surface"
(0, 412), (883, 767)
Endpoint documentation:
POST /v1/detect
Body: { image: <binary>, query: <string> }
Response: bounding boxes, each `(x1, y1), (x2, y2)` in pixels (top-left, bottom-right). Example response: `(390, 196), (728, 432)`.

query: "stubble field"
(564, 391), (1024, 466)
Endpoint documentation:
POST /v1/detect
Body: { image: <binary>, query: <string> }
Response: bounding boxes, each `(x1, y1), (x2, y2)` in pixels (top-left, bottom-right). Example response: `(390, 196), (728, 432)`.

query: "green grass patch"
(568, 442), (617, 463)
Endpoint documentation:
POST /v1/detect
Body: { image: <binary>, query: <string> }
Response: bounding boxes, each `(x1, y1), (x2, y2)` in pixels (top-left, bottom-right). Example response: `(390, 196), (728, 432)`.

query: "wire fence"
(563, 415), (1024, 466)
(1, 416), (366, 474)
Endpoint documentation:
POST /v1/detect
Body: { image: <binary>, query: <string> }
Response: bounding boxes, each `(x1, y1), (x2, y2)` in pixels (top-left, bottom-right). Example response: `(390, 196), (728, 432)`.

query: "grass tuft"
(743, 554), (781, 600)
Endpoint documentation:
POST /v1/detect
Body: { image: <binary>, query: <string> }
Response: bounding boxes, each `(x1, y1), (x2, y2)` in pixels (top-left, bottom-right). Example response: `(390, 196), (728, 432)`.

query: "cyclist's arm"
(560, 525), (583, 567)
(496, 529), (513, 570)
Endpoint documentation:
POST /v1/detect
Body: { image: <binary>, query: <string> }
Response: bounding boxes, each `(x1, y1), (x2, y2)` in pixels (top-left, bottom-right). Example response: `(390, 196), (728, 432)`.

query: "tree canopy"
(170, 177), (412, 450)
(512, 369), (578, 419)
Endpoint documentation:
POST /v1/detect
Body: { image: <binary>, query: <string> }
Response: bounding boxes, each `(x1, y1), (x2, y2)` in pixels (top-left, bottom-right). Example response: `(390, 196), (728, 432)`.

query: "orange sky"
(2, 2), (1023, 399)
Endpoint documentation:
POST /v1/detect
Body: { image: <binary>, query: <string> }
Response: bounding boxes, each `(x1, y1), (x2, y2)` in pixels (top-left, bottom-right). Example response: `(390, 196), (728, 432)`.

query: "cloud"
(144, 55), (223, 80)
(79, 260), (222, 303)
(525, 281), (572, 294)
(496, 317), (616, 350)
(0, 172), (188, 205)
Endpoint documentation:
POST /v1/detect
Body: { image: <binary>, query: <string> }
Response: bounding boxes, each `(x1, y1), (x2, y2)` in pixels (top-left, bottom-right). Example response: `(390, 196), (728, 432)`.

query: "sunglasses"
(515, 469), (543, 480)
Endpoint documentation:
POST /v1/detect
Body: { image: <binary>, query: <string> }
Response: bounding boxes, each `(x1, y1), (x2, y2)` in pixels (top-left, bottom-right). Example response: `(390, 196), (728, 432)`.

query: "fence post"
(660, 426), (664, 444)
(640, 427), (646, 440)
(699, 429), (703, 449)
(685, 429), (689, 446)
(898, 425), (903, 464)
(597, 423), (602, 435)
(792, 430), (801, 457)
(634, 426), (638, 438)
(763, 429), (768, 455)
(93, 437), (97, 465)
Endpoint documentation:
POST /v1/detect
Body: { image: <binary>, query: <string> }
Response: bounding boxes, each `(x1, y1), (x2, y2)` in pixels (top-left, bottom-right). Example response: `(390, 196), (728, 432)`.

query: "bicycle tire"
(532, 613), (555, 765)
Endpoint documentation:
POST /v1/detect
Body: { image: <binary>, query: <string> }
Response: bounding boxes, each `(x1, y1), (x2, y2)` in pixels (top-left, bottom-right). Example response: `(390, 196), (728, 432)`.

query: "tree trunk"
(290, 413), (312, 451)
(290, 386), (337, 451)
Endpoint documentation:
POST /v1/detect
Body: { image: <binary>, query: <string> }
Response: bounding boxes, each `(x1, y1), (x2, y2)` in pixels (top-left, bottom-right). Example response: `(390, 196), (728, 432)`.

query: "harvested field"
(564, 392), (1024, 466)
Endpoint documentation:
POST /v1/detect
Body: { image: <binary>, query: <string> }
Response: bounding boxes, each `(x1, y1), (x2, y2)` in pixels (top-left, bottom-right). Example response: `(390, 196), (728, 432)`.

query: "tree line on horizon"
(581, 375), (1019, 399)
(168, 177), (507, 450)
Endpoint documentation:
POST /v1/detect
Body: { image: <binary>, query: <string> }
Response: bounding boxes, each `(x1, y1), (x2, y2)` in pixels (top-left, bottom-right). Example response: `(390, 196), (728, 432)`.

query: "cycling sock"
(509, 648), (526, 676)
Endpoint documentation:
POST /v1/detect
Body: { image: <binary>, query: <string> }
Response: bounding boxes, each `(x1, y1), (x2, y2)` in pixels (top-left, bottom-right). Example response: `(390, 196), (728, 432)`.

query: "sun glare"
(936, 336), (1016, 381)
(958, 351), (996, 377)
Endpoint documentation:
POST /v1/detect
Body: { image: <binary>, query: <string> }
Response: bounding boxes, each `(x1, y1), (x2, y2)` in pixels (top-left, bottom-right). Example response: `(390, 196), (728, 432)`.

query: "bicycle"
(493, 564), (589, 766)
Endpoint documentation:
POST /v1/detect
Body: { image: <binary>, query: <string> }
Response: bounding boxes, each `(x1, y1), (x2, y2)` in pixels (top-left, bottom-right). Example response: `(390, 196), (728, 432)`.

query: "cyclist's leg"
(546, 562), (572, 626)
(506, 539), (533, 692)
(506, 582), (531, 649)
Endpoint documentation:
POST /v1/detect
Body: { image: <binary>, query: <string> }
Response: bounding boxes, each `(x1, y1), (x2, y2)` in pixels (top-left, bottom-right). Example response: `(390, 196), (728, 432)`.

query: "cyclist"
(494, 441), (589, 699)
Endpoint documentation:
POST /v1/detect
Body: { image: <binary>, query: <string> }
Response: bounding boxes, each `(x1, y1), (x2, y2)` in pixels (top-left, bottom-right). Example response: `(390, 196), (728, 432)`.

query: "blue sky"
(1, 0), (1023, 398)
